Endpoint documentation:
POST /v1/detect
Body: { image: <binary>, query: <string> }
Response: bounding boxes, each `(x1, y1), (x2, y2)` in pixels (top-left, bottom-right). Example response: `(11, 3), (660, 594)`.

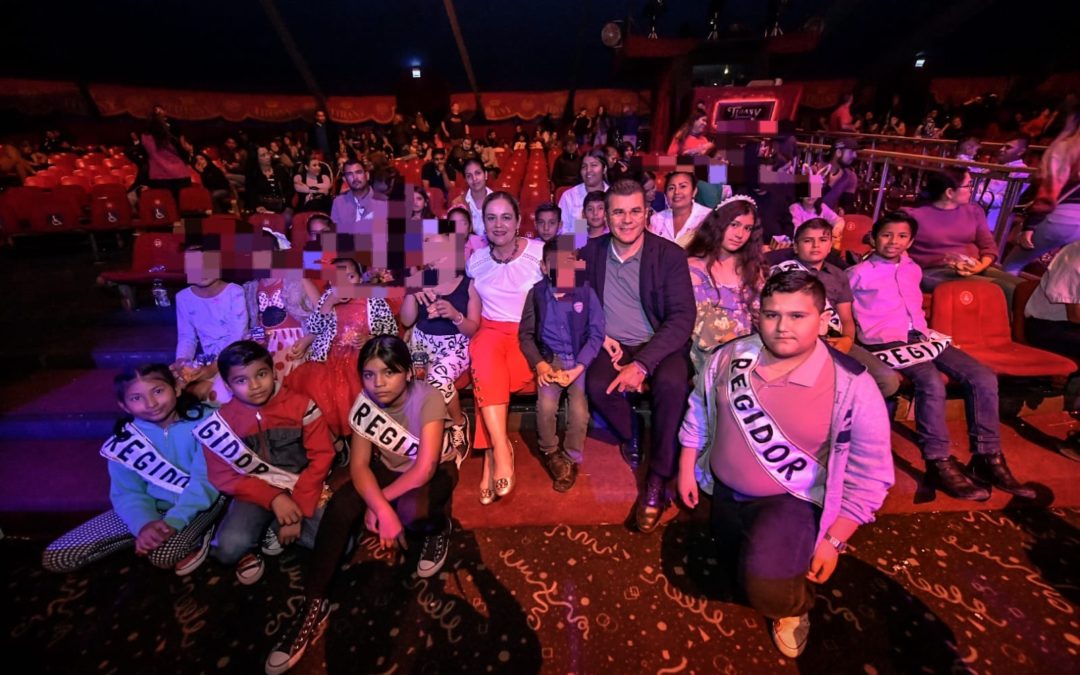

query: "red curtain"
(0, 78), (88, 116)
(450, 89), (650, 121)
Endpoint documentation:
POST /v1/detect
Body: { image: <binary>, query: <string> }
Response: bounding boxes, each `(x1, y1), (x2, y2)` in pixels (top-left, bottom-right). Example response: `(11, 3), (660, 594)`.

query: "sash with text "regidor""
(869, 331), (952, 370)
(100, 423), (190, 495)
(722, 337), (827, 506)
(193, 411), (299, 491)
(349, 392), (456, 463)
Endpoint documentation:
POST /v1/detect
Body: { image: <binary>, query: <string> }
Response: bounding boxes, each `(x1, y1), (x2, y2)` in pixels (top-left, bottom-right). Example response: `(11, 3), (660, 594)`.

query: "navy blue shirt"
(537, 285), (605, 367)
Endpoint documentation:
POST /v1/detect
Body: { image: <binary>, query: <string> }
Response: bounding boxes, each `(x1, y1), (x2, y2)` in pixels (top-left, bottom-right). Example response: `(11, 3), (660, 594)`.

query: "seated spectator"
(451, 158), (493, 237)
(954, 136), (981, 162)
(244, 273), (320, 379)
(246, 145), (295, 228)
(981, 135), (1031, 234)
(221, 137), (248, 188)
(551, 137), (582, 189)
(421, 148), (455, 198)
(409, 187), (436, 220)
(1024, 240), (1080, 412)
(846, 212), (1034, 502)
(582, 190), (609, 239)
(329, 160), (388, 235)
(605, 144), (629, 183)
(667, 112), (715, 156)
(829, 94), (855, 131)
(534, 203), (562, 242)
(649, 171), (712, 248)
(819, 139), (858, 214)
(441, 102), (470, 145)
(789, 195), (844, 244)
(270, 139), (294, 172)
(558, 149), (608, 234)
(293, 157), (334, 214)
(42, 365), (223, 575)
(941, 115), (966, 141)
(477, 138), (500, 176)
(192, 153), (232, 213)
(904, 168), (1023, 305)
(882, 115), (907, 136)
(915, 111), (941, 138)
(684, 196), (763, 373)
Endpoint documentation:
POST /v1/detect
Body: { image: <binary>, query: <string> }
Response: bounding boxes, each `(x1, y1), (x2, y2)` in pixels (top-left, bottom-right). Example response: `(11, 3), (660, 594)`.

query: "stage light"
(412, 67), (422, 79)
(914, 58), (925, 68)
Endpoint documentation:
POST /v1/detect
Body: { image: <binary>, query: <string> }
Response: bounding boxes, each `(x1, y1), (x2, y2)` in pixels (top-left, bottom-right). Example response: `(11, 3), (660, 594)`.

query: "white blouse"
(649, 202), (712, 248)
(466, 237), (544, 322)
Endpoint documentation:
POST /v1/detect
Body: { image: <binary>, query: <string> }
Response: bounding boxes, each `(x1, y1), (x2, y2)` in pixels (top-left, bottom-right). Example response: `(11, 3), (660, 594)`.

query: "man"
(982, 135), (1030, 233)
(579, 179), (694, 533)
(329, 160), (387, 235)
(308, 110), (337, 161)
(441, 103), (469, 145)
(820, 139), (858, 213)
(551, 137), (582, 189)
(677, 271), (893, 658)
(421, 148), (455, 198)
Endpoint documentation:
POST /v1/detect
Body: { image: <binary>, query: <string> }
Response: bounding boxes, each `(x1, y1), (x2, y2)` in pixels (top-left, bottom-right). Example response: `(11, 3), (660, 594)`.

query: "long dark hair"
(112, 364), (203, 438)
(686, 199), (764, 291)
(357, 335), (413, 376)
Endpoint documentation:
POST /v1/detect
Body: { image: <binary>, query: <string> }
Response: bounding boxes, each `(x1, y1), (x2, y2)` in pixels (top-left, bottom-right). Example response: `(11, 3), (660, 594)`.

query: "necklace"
(490, 237), (521, 264)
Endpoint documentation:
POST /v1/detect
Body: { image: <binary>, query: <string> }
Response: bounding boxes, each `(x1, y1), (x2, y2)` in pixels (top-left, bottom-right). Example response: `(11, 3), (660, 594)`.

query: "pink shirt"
(903, 203), (998, 267)
(141, 133), (190, 181)
(710, 339), (834, 497)
(846, 253), (929, 345)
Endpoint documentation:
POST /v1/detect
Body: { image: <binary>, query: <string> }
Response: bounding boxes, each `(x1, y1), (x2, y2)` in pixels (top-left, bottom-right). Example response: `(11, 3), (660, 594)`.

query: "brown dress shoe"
(926, 457), (990, 501)
(967, 453), (1036, 499)
(544, 450), (578, 493)
(635, 473), (668, 533)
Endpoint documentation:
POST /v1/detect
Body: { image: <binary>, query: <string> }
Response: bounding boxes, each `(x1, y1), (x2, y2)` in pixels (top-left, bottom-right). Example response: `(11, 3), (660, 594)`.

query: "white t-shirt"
(175, 283), (249, 361)
(466, 237), (544, 322)
(1025, 240), (1080, 322)
(789, 201), (842, 228)
(649, 202), (712, 248)
(464, 187), (493, 238)
(558, 181), (609, 234)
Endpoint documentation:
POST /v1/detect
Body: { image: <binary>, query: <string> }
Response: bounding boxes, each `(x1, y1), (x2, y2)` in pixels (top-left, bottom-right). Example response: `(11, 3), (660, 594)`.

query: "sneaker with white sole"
(771, 613), (810, 658)
(449, 416), (471, 458)
(264, 597), (331, 675)
(236, 552), (265, 585)
(261, 527), (284, 557)
(174, 527), (214, 576)
(417, 521), (452, 579)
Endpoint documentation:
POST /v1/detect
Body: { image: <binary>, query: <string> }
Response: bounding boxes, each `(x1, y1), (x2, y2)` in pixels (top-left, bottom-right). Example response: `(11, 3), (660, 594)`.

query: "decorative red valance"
(0, 78), (88, 116)
(929, 77), (1013, 105)
(797, 80), (856, 110)
(449, 89), (650, 121)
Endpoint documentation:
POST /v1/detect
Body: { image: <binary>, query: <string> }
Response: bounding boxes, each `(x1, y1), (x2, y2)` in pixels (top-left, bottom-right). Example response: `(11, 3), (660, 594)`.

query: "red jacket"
(203, 385), (334, 517)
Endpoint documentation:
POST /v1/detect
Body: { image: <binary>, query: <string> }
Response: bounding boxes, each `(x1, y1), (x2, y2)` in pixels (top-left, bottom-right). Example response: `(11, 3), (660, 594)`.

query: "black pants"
(1026, 317), (1080, 410)
(585, 342), (691, 479)
(306, 458), (458, 598)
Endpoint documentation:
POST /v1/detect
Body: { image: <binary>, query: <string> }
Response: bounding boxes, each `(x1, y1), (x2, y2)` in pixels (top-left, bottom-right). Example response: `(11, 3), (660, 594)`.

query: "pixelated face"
(760, 291), (827, 359)
(795, 227), (833, 266)
(334, 262), (362, 287)
(665, 174), (695, 209)
(483, 196), (518, 246)
(118, 375), (180, 425)
(535, 210), (560, 242)
(584, 200), (606, 230)
(464, 163), (486, 192)
(872, 220), (915, 260)
(343, 165), (369, 192)
(543, 245), (583, 292)
(581, 156), (604, 187)
(361, 356), (409, 406)
(721, 213), (756, 253)
(607, 192), (647, 246)
(185, 250), (221, 286)
(224, 360), (275, 406)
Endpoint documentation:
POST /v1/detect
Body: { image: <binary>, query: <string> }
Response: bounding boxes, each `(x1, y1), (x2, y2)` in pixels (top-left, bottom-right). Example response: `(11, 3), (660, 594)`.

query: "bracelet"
(452, 313), (465, 326)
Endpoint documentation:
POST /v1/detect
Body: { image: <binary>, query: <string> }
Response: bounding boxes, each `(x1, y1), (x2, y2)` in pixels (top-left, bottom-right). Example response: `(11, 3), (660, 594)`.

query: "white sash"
(722, 338), (827, 506)
(193, 411), (300, 491)
(348, 391), (456, 464)
(100, 423), (190, 495)
(769, 259), (843, 335)
(869, 331), (952, 370)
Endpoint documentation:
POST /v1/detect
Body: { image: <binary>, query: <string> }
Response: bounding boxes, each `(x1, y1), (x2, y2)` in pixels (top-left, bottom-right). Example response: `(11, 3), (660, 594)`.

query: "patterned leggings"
(411, 329), (470, 404)
(42, 496), (227, 573)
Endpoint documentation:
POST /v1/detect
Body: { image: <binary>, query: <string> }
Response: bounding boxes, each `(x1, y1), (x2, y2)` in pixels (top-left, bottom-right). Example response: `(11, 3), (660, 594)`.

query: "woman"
(557, 149), (609, 234)
(466, 192), (544, 503)
(293, 156), (333, 214)
(684, 196), (764, 373)
(141, 115), (191, 201)
(264, 337), (459, 675)
(246, 145), (294, 226)
(904, 168), (1023, 304)
(592, 105), (612, 147)
(667, 112), (714, 157)
(454, 157), (493, 237)
(409, 186), (436, 220)
(192, 153), (232, 213)
(649, 171), (712, 247)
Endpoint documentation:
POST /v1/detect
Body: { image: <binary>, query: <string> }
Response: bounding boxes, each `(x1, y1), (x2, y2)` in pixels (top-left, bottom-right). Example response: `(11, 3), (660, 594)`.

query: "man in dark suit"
(309, 109), (338, 161)
(579, 179), (695, 532)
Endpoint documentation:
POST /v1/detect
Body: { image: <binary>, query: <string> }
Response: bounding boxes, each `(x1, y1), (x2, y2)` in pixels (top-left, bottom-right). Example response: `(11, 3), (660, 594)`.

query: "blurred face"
(760, 291), (828, 359)
(483, 197), (518, 246)
(119, 375), (180, 426)
(334, 263), (362, 287)
(581, 156), (604, 188)
(605, 147), (620, 166)
(721, 213), (756, 253)
(462, 138), (473, 151)
(315, 111), (327, 124)
(949, 172), (974, 205)
(691, 116), (708, 134)
(308, 220), (331, 240)
(194, 155), (208, 171)
(999, 140), (1025, 162)
(465, 163), (486, 192)
(642, 177), (657, 204)
(434, 152), (446, 167)
(665, 174), (695, 210)
(361, 356), (410, 406)
(794, 227), (833, 267)
(535, 210), (560, 241)
(224, 360), (275, 407)
(584, 200), (606, 230)
(451, 103), (460, 115)
(872, 220), (914, 261)
(257, 147), (272, 166)
(307, 158), (321, 174)
(343, 164), (369, 192)
(838, 148), (857, 165)
(959, 139), (979, 157)
(606, 192), (647, 246)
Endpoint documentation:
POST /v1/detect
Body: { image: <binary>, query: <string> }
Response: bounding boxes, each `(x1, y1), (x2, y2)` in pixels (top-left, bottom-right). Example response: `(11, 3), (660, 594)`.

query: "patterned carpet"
(5, 507), (1079, 674)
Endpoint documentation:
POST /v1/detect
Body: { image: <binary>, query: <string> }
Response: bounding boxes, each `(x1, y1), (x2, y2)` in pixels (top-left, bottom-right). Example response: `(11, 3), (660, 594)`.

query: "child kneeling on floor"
(43, 364), (224, 576)
(201, 340), (335, 584)
(518, 236), (605, 492)
(264, 335), (459, 675)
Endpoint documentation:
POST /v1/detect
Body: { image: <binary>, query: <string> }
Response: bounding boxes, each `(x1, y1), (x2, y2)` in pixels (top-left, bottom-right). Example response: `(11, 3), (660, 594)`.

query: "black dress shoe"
(544, 450), (578, 493)
(620, 414), (642, 470)
(926, 457), (990, 501)
(967, 453), (1036, 499)
(635, 473), (668, 533)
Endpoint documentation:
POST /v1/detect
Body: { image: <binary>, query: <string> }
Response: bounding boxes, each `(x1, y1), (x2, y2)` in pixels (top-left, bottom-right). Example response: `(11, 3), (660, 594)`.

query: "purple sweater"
(903, 203), (998, 268)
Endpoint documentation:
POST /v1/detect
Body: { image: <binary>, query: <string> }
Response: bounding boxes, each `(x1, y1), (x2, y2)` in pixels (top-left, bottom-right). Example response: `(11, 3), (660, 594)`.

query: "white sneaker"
(236, 553), (265, 585)
(261, 527), (284, 557)
(417, 521), (452, 579)
(771, 613), (810, 658)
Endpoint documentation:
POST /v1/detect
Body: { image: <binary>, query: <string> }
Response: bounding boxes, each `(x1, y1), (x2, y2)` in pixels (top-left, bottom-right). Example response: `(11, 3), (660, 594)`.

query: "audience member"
(293, 156), (334, 214)
(829, 94), (856, 131)
(649, 171), (712, 247)
(982, 135), (1031, 233)
(558, 149), (608, 234)
(534, 203), (562, 242)
(246, 145), (294, 226)
(453, 157), (493, 237)
(330, 160), (388, 235)
(421, 148), (455, 198)
(244, 274), (320, 379)
(667, 112), (715, 156)
(582, 190), (609, 239)
(1023, 240), (1080, 412)
(191, 153), (232, 213)
(551, 137), (582, 189)
(441, 102), (470, 145)
(308, 109), (337, 161)
(819, 139), (858, 213)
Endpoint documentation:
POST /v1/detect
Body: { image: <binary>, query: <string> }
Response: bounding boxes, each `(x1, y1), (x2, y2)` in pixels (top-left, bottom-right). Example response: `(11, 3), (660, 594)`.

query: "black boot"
(619, 413), (642, 471)
(967, 453), (1036, 499)
(925, 457), (990, 502)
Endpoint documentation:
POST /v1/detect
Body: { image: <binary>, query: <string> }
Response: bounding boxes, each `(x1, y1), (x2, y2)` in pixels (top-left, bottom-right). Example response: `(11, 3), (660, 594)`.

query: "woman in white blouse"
(649, 171), (712, 248)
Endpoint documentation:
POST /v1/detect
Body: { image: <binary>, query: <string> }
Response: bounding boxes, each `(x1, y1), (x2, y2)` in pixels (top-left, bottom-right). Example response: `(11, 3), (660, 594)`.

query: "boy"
(535, 203), (562, 242)
(200, 340), (335, 583)
(677, 271), (894, 658)
(518, 237), (605, 491)
(846, 212), (1034, 501)
(582, 190), (609, 239)
(772, 218), (901, 398)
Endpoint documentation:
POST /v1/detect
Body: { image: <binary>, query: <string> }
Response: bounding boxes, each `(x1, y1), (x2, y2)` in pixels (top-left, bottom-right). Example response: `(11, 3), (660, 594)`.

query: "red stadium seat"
(1011, 279), (1039, 344)
(89, 195), (134, 230)
(28, 191), (83, 233)
(137, 189), (179, 226)
(60, 174), (92, 192)
(554, 185), (572, 204)
(53, 184), (89, 210)
(248, 212), (287, 235)
(99, 233), (186, 286)
(93, 174), (122, 186)
(839, 214), (873, 255)
(179, 185), (213, 216)
(24, 174), (53, 189)
(929, 280), (1077, 378)
(1, 187), (39, 231)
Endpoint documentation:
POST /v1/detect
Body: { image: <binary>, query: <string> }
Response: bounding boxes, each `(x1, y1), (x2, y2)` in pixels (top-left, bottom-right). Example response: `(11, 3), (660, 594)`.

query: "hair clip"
(715, 194), (758, 211)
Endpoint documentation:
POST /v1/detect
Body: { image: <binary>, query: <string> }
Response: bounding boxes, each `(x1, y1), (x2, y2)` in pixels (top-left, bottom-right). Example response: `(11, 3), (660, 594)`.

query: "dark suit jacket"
(578, 231), (694, 374)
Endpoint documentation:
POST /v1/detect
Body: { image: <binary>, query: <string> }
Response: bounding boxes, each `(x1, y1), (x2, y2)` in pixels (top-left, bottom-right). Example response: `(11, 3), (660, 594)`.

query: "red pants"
(468, 319), (534, 449)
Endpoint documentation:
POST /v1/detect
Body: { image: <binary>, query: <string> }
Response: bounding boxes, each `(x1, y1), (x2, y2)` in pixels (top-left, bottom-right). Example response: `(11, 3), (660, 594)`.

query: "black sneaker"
(450, 416), (472, 460)
(417, 521), (452, 579)
(261, 527), (284, 557)
(264, 597), (331, 675)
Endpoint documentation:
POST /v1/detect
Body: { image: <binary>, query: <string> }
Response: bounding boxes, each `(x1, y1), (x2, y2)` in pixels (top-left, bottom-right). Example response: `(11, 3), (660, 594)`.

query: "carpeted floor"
(6, 507), (1078, 674)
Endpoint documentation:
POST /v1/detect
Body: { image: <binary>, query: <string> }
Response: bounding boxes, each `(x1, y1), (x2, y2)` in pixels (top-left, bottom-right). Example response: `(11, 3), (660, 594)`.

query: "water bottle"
(152, 279), (171, 308)
(411, 351), (429, 381)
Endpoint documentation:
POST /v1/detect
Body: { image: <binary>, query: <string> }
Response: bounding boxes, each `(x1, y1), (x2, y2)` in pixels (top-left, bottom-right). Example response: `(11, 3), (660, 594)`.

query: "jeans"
(212, 498), (324, 565)
(710, 479), (820, 619)
(536, 354), (590, 463)
(1002, 204), (1080, 274)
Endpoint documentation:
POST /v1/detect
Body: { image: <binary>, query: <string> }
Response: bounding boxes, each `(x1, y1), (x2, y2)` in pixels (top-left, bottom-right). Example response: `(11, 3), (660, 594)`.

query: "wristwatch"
(824, 533), (848, 554)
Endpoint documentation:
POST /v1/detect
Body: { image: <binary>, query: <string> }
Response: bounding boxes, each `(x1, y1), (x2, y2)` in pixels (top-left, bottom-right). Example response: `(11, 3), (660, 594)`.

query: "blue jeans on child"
(212, 499), (324, 565)
(536, 353), (589, 463)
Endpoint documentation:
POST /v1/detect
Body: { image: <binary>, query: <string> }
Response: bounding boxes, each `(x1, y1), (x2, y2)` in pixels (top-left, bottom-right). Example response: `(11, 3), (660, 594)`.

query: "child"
(518, 237), (605, 491)
(201, 340), (335, 584)
(43, 365), (223, 575)
(244, 274), (320, 379)
(846, 212), (1035, 501)
(264, 336), (459, 674)
(582, 189), (609, 239)
(174, 247), (249, 404)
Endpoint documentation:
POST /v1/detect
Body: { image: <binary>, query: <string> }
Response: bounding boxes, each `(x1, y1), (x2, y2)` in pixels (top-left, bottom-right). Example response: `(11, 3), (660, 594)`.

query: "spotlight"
(411, 67), (422, 79)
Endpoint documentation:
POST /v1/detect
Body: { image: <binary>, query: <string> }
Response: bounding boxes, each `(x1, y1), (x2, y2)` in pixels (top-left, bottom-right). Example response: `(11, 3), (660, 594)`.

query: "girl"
(410, 186), (436, 220)
(42, 365), (224, 575)
(244, 274), (321, 379)
(650, 170), (712, 247)
(264, 337), (458, 675)
(454, 157), (493, 237)
(293, 156), (333, 214)
(684, 196), (765, 373)
(667, 112), (715, 156)
(286, 258), (399, 441)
